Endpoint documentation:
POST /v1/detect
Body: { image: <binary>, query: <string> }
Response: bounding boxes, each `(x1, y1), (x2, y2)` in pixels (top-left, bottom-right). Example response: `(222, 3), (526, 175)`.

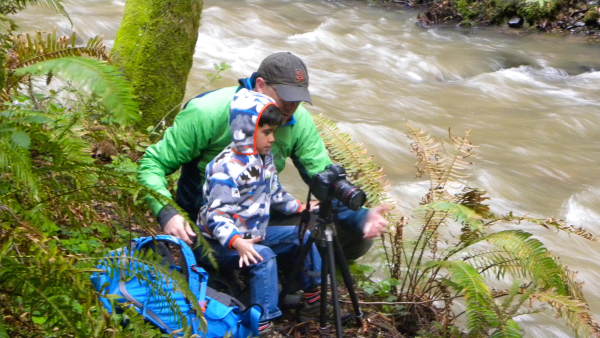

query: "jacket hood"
(229, 88), (277, 155)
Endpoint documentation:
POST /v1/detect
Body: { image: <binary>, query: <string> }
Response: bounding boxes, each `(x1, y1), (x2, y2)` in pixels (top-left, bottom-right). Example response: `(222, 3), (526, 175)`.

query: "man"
(137, 52), (388, 260)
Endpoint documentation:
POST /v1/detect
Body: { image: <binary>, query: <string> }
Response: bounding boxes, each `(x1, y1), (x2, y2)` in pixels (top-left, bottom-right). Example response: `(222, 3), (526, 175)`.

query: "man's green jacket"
(137, 84), (332, 226)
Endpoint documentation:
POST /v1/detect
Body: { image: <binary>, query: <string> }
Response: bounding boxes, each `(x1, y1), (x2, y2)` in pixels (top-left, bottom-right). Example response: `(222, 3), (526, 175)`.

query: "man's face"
(255, 124), (278, 155)
(260, 83), (301, 125)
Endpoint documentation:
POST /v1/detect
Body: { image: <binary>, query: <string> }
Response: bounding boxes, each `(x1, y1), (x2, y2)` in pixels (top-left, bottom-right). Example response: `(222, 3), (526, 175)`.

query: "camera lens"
(333, 180), (366, 211)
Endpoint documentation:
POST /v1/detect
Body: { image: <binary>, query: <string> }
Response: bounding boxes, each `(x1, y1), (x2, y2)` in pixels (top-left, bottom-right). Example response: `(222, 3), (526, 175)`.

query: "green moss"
(455, 0), (476, 18)
(447, 0), (565, 26)
(513, 0), (565, 26)
(583, 9), (599, 25)
(452, 0), (520, 25)
(111, 0), (203, 130)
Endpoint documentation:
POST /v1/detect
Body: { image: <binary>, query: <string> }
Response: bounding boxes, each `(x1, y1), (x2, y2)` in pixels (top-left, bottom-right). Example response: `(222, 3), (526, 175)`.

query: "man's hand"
(163, 214), (197, 245)
(363, 204), (391, 238)
(231, 236), (264, 268)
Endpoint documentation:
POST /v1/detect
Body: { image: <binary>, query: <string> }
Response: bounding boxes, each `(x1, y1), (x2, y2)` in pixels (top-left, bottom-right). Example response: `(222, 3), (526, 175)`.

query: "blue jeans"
(200, 226), (321, 321)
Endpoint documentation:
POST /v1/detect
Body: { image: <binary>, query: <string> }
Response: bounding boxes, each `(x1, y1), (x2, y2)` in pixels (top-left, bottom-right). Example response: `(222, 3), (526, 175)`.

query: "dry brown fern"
(11, 31), (109, 70)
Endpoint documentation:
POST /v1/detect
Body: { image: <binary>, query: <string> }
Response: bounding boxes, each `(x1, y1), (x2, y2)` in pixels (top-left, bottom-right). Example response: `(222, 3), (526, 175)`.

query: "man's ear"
(255, 77), (266, 94)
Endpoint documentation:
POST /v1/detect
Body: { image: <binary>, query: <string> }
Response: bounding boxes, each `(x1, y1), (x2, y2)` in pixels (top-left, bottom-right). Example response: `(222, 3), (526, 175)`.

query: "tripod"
(279, 199), (363, 338)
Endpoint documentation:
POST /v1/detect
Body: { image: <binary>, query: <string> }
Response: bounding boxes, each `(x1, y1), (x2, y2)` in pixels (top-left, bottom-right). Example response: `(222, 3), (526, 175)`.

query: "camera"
(311, 164), (366, 211)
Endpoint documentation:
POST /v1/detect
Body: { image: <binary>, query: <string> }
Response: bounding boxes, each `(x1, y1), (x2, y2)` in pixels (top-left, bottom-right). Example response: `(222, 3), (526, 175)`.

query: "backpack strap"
(240, 304), (262, 338)
(194, 265), (208, 311)
(131, 236), (208, 331)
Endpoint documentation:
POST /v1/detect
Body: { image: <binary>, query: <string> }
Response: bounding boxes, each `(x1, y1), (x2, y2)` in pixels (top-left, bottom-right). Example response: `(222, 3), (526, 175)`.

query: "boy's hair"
(258, 105), (283, 127)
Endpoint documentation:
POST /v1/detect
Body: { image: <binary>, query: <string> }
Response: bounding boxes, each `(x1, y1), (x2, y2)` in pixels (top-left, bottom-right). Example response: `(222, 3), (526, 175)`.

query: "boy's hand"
(164, 214), (197, 245)
(232, 236), (264, 268)
(299, 200), (320, 213)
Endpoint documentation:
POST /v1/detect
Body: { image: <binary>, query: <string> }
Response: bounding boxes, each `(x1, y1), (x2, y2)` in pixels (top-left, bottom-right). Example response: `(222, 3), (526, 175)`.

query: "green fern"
(91, 245), (206, 332)
(489, 319), (522, 338)
(425, 260), (496, 335)
(0, 136), (37, 195)
(12, 31), (109, 69)
(1, 0), (69, 19)
(484, 230), (565, 294)
(0, 316), (7, 338)
(15, 57), (140, 125)
(462, 250), (521, 279)
(0, 229), (167, 337)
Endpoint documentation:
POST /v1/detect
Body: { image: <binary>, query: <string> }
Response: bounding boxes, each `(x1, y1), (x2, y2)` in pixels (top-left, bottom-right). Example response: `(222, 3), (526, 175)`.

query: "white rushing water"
(13, 0), (600, 336)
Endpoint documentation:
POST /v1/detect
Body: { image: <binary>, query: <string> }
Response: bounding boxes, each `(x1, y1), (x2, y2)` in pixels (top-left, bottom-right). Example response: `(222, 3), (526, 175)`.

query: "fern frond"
(12, 31), (109, 69)
(499, 280), (536, 315)
(407, 125), (477, 203)
(407, 124), (441, 191)
(15, 57), (140, 125)
(92, 247), (204, 329)
(558, 260), (586, 301)
(2, 0), (69, 19)
(531, 292), (600, 338)
(0, 136), (38, 196)
(462, 250), (521, 279)
(0, 230), (171, 337)
(424, 260), (496, 335)
(456, 186), (492, 218)
(489, 319), (522, 338)
(440, 128), (476, 182)
(418, 201), (484, 232)
(0, 316), (7, 338)
(483, 230), (566, 294)
(496, 213), (596, 240)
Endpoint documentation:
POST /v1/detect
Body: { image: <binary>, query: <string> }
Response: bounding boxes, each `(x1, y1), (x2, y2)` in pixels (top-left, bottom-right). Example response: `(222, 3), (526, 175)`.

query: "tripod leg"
(334, 235), (363, 326)
(319, 245), (328, 329)
(325, 228), (343, 338)
(279, 234), (316, 306)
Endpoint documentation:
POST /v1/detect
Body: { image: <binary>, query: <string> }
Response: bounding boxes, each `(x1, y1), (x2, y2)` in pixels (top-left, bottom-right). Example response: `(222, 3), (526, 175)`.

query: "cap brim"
(273, 84), (312, 105)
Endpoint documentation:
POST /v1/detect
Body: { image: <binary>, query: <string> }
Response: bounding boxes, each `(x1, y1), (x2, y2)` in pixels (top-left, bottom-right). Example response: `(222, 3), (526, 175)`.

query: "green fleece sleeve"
(137, 103), (213, 217)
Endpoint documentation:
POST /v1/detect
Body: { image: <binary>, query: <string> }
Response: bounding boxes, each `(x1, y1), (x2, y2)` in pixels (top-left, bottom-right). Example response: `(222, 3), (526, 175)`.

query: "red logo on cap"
(295, 70), (304, 83)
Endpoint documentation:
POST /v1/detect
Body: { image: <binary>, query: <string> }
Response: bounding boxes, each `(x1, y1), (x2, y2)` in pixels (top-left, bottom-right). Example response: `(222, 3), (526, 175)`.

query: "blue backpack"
(90, 235), (261, 337)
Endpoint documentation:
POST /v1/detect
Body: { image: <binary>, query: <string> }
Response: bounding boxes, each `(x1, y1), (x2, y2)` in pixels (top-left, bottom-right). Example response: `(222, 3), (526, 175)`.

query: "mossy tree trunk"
(111, 0), (202, 129)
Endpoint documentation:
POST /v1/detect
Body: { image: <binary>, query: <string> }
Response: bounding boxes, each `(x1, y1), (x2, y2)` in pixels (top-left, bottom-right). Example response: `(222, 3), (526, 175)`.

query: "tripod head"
(297, 164), (367, 245)
(311, 164), (366, 211)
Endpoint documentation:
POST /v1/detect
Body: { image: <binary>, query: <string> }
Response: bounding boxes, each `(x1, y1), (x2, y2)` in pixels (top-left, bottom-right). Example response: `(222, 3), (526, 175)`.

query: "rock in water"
(508, 16), (524, 28)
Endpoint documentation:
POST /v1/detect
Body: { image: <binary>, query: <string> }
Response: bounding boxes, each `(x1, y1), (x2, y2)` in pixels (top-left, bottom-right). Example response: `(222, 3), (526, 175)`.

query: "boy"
(198, 88), (323, 334)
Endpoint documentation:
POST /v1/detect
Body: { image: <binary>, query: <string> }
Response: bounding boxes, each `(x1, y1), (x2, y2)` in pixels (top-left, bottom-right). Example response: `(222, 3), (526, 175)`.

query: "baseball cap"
(257, 52), (312, 104)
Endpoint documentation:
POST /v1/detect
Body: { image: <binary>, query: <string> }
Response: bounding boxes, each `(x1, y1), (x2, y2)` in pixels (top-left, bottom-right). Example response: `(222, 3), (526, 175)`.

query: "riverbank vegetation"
(375, 0), (600, 35)
(309, 116), (600, 338)
(2, 1), (600, 338)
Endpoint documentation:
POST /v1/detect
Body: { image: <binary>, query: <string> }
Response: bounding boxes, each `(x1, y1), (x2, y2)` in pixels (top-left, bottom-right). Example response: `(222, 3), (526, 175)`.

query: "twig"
(367, 320), (392, 331)
(340, 295), (461, 306)
(28, 79), (46, 114)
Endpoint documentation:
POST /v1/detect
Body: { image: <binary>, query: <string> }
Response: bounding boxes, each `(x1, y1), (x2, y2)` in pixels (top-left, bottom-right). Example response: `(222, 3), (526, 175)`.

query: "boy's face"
(255, 124), (278, 155)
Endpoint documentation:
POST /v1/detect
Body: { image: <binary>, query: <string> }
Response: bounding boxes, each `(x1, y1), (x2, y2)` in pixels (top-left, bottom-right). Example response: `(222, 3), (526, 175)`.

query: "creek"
(13, 0), (600, 336)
